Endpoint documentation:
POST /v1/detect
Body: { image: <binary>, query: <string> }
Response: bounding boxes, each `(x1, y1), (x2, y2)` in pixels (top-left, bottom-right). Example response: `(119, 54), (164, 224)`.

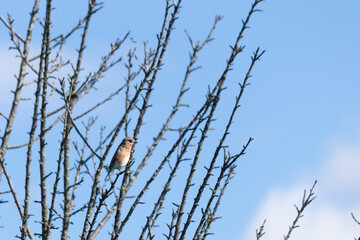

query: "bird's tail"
(105, 159), (115, 181)
(104, 167), (111, 181)
(100, 167), (111, 191)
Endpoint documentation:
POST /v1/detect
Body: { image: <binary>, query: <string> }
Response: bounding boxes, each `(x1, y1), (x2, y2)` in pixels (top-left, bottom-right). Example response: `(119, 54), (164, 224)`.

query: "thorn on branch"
(0, 111), (9, 122)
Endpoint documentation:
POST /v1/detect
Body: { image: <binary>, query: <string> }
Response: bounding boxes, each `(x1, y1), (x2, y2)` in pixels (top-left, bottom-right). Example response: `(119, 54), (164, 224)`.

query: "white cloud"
(244, 186), (360, 240)
(243, 142), (360, 240)
(322, 144), (360, 192)
(295, 203), (359, 239)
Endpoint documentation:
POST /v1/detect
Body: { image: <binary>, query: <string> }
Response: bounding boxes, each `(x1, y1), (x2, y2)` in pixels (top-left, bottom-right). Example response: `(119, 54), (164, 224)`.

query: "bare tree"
(0, 0), (320, 239)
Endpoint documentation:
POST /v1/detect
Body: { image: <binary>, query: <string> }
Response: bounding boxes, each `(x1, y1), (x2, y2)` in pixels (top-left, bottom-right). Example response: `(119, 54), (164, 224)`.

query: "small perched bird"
(106, 137), (135, 179)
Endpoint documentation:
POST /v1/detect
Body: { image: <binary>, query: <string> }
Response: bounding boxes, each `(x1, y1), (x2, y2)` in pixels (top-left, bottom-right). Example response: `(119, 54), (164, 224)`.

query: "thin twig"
(0, 111), (9, 122)
(0, 163), (35, 240)
(256, 220), (266, 240)
(352, 213), (360, 225)
(283, 181), (317, 240)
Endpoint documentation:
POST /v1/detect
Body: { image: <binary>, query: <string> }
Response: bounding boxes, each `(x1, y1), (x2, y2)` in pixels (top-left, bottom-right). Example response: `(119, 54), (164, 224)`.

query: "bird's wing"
(108, 153), (117, 173)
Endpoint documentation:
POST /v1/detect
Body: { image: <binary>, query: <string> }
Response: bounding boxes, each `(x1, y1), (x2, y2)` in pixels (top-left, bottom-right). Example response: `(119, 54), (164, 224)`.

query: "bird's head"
(122, 137), (136, 147)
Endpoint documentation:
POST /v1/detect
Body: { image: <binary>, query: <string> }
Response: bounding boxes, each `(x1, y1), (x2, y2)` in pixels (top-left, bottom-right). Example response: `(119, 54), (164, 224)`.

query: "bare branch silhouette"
(256, 220), (266, 240)
(283, 180), (317, 240)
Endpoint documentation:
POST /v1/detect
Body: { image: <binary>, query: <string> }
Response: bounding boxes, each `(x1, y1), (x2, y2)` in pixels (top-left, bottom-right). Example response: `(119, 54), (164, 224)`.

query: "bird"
(105, 137), (135, 180)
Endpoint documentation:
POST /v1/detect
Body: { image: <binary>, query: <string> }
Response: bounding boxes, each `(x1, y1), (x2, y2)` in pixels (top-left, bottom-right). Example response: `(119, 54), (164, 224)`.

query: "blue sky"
(1, 0), (360, 239)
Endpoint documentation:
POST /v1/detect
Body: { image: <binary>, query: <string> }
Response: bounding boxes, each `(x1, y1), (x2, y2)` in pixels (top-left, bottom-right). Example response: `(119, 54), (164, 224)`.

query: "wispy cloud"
(243, 142), (360, 240)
